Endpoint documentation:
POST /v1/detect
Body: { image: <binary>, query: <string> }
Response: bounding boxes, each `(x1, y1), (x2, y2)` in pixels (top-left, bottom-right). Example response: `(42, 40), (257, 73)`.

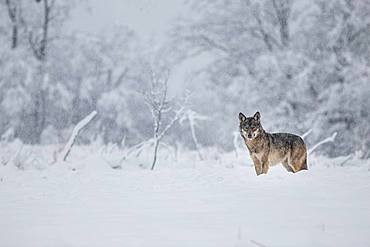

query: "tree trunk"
(40, 0), (49, 61)
(272, 0), (291, 48)
(5, 0), (18, 49)
(151, 138), (160, 170)
(11, 24), (18, 49)
(32, 94), (41, 143)
(279, 17), (289, 47)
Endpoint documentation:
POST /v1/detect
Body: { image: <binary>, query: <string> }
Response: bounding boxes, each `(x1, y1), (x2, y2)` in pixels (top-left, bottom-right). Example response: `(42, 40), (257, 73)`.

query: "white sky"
(69, 0), (186, 40)
(68, 0), (207, 95)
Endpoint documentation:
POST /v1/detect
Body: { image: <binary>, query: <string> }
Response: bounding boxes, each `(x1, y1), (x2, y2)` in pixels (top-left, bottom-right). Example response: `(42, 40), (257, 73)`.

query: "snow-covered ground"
(0, 150), (369, 247)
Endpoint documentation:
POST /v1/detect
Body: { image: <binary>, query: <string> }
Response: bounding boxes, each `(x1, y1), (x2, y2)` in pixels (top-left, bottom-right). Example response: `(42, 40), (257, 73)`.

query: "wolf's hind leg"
(282, 160), (295, 173)
(290, 149), (307, 172)
(295, 155), (308, 171)
(301, 156), (308, 170)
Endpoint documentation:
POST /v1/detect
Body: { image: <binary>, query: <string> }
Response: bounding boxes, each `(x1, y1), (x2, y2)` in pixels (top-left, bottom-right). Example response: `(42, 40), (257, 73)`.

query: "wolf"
(239, 112), (307, 175)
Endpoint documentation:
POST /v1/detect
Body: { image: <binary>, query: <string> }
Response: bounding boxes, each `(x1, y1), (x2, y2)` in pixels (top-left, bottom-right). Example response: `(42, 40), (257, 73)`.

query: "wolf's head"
(238, 112), (263, 141)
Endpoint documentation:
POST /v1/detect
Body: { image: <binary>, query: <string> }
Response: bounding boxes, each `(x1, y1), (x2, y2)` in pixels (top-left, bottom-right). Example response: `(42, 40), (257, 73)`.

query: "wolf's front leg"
(261, 162), (269, 174)
(252, 157), (263, 176)
(261, 156), (269, 174)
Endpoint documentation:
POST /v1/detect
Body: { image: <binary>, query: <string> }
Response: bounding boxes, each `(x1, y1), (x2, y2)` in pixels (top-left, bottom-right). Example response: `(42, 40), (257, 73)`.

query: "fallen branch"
(59, 111), (97, 162)
(308, 132), (337, 155)
(301, 128), (313, 140)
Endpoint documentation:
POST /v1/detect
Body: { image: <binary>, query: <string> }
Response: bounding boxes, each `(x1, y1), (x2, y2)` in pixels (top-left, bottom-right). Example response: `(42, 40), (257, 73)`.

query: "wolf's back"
(268, 132), (307, 171)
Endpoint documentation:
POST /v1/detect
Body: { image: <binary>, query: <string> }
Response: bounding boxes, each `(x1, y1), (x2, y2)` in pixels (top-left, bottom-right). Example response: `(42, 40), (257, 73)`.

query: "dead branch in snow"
(308, 132), (337, 155)
(59, 111), (97, 162)
(250, 239), (267, 247)
(301, 128), (313, 140)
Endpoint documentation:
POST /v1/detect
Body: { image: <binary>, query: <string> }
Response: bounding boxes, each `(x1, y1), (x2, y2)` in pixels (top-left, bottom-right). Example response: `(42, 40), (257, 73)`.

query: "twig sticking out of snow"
(250, 239), (267, 247)
(233, 131), (241, 158)
(338, 154), (354, 166)
(308, 132), (337, 155)
(180, 109), (207, 160)
(60, 111), (97, 162)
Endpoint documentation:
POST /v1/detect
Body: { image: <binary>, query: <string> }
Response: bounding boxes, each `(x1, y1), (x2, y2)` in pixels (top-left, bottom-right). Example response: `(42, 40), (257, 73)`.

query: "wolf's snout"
(247, 133), (252, 139)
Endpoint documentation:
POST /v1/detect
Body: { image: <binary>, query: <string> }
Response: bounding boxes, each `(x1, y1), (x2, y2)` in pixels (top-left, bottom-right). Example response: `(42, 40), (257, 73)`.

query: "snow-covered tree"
(169, 0), (370, 156)
(143, 67), (188, 170)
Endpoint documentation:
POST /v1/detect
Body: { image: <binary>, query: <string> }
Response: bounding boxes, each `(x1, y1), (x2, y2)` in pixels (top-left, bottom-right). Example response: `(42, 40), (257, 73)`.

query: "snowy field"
(1, 0), (370, 246)
(1, 150), (369, 247)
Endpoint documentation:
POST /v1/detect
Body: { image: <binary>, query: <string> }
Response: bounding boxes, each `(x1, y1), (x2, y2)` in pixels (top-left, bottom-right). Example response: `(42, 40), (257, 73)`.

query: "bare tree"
(144, 69), (188, 170)
(251, 4), (275, 52)
(25, 0), (67, 143)
(272, 0), (291, 48)
(28, 0), (54, 61)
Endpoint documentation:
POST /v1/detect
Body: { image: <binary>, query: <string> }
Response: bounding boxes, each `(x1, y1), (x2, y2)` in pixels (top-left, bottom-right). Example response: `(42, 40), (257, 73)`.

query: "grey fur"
(239, 112), (307, 175)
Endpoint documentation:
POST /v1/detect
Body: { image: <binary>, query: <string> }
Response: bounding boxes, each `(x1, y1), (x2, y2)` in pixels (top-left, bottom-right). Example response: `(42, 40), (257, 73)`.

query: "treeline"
(0, 0), (369, 158)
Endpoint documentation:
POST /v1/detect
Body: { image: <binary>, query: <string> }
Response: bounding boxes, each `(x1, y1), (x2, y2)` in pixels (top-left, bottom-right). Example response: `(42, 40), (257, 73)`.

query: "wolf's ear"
(253, 111), (260, 122)
(239, 112), (247, 122)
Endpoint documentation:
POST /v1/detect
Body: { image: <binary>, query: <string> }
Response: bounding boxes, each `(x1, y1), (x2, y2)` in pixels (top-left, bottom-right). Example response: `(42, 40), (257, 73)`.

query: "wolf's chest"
(251, 151), (264, 161)
(251, 149), (282, 166)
